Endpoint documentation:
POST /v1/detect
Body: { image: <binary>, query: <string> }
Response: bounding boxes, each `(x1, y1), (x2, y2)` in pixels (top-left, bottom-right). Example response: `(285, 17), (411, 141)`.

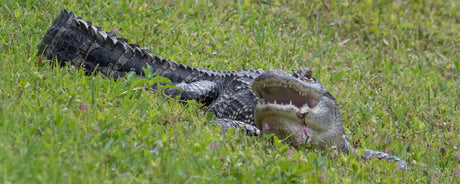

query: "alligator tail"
(37, 9), (218, 82)
(38, 9), (75, 56)
(360, 149), (409, 170)
(38, 9), (164, 79)
(342, 140), (408, 170)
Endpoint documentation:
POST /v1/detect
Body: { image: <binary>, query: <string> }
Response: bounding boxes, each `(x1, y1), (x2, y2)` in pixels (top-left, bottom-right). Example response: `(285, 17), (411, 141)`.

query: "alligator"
(38, 9), (408, 170)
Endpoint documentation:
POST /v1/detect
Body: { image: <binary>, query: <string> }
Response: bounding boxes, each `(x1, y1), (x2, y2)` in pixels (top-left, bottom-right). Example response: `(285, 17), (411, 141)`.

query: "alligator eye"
(302, 69), (315, 82)
(303, 76), (315, 82)
(303, 72), (316, 82)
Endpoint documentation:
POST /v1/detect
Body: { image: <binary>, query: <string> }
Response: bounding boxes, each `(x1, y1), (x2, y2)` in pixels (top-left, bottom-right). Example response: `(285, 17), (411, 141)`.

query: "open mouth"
(254, 80), (320, 109)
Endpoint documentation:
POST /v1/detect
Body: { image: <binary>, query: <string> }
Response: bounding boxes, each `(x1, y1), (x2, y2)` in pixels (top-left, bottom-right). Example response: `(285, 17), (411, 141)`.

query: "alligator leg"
(153, 81), (219, 106)
(213, 118), (260, 136)
(153, 81), (261, 136)
(83, 59), (220, 105)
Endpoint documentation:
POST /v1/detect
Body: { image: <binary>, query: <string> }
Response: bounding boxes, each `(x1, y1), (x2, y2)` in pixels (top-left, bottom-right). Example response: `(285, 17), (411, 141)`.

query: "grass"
(0, 0), (459, 183)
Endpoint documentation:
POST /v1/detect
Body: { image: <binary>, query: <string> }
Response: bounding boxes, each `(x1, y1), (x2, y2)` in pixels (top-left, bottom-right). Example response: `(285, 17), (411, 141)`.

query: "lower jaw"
(255, 103), (300, 113)
(254, 114), (308, 146)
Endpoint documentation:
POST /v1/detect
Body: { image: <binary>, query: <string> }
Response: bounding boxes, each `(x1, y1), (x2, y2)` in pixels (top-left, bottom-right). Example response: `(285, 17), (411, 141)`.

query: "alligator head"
(252, 69), (346, 150)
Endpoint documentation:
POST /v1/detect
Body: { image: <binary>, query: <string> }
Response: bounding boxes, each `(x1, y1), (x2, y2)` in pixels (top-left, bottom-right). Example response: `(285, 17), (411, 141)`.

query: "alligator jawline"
(254, 83), (320, 110)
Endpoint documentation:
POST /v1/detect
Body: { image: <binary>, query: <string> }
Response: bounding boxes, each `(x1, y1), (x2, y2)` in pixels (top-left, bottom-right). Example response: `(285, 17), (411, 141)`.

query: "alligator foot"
(212, 118), (260, 136)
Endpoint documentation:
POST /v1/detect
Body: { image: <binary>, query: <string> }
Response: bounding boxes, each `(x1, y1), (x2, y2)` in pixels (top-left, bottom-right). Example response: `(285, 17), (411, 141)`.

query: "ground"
(0, 0), (459, 183)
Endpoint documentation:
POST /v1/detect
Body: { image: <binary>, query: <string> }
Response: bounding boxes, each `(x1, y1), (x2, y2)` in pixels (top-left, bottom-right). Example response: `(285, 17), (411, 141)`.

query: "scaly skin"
(38, 9), (408, 170)
(37, 9), (262, 135)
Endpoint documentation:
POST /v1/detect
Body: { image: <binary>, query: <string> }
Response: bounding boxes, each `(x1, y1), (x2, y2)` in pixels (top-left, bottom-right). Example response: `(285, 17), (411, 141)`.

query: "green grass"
(1, 0), (459, 183)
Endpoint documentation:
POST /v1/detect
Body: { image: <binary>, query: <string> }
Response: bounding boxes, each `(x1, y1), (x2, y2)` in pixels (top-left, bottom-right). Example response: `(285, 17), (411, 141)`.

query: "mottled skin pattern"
(38, 9), (408, 170)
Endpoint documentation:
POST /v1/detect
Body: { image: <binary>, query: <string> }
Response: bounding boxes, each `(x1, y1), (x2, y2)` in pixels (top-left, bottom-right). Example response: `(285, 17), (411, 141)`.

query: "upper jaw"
(252, 70), (324, 111)
(254, 83), (320, 110)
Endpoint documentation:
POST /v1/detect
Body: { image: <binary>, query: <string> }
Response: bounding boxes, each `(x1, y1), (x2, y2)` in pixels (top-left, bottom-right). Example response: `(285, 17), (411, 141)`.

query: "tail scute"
(37, 9), (77, 55)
